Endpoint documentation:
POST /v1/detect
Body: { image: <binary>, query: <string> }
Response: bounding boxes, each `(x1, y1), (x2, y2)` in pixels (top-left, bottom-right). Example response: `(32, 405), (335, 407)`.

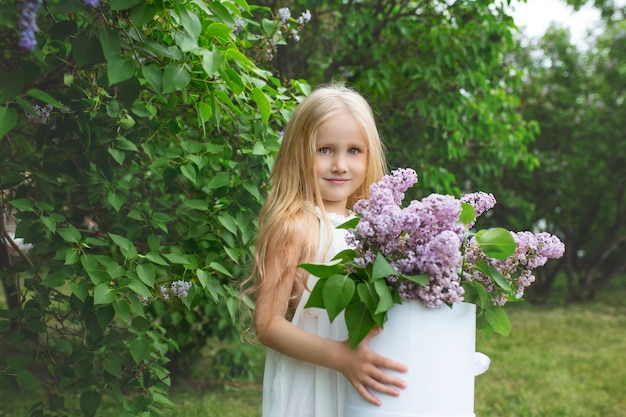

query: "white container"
(345, 301), (476, 417)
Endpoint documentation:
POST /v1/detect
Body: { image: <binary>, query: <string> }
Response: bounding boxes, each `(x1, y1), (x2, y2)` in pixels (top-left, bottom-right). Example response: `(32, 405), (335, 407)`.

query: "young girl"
(253, 84), (408, 417)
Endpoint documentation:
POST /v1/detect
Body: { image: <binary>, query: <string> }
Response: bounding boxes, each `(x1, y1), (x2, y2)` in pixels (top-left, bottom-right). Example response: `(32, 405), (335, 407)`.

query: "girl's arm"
(255, 216), (407, 406)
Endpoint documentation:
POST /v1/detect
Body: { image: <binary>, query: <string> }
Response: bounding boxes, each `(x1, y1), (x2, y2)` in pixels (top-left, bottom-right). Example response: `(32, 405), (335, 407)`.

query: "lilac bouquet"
(301, 168), (565, 348)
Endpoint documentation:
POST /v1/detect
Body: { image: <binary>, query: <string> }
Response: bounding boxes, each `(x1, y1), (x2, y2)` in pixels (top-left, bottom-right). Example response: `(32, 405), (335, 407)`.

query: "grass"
(2, 278), (625, 416)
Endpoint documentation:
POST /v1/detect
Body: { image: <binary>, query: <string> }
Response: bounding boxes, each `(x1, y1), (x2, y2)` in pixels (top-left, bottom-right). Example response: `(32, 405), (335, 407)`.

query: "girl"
(253, 84), (408, 417)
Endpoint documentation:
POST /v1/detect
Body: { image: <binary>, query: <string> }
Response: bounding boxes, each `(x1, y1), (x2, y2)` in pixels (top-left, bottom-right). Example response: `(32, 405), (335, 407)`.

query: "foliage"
(0, 0), (308, 415)
(485, 14), (626, 301)
(264, 0), (539, 195)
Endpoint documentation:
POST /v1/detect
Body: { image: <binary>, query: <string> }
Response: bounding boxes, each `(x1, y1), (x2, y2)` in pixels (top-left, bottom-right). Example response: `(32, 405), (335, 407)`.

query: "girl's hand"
(337, 327), (408, 406)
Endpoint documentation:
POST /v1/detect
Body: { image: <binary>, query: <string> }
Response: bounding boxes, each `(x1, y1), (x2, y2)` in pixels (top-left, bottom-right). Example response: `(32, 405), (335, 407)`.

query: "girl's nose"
(332, 154), (348, 172)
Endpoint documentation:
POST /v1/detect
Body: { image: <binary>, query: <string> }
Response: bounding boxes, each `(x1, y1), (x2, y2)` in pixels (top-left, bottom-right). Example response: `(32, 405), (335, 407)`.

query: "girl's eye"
(317, 147), (331, 154)
(348, 148), (361, 155)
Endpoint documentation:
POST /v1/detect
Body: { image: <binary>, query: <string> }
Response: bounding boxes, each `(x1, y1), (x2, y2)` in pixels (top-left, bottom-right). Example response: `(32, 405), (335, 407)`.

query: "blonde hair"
(242, 84), (387, 338)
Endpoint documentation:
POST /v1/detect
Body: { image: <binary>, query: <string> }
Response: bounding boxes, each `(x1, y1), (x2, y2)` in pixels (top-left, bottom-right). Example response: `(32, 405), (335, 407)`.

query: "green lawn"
(2, 280), (625, 417)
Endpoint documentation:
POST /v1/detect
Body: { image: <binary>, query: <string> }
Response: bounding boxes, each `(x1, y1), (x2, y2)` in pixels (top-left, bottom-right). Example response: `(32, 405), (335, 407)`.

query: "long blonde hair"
(243, 84), (387, 335)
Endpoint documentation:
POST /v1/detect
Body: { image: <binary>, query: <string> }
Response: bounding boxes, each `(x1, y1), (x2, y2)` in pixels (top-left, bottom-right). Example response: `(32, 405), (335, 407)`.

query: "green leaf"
(146, 252), (169, 266)
(136, 263), (155, 287)
(299, 258), (344, 279)
(0, 71), (24, 101)
(201, 49), (224, 76)
(209, 261), (233, 278)
(98, 28), (121, 60)
(205, 22), (233, 41)
(208, 2), (235, 25)
(252, 87), (271, 125)
(64, 248), (80, 265)
(57, 225), (82, 243)
(0, 106), (18, 138)
(356, 283), (377, 309)
(475, 228), (516, 260)
(371, 253), (397, 281)
(484, 306), (511, 336)
(179, 7), (202, 39)
(41, 273), (67, 288)
(402, 273), (429, 286)
(129, 338), (150, 364)
(130, 2), (157, 26)
(345, 301), (377, 349)
(40, 215), (57, 233)
(116, 136), (139, 152)
(72, 35), (104, 68)
(126, 280), (151, 297)
(94, 283), (116, 305)
(218, 213), (237, 234)
(163, 253), (190, 265)
(460, 202), (476, 227)
(304, 279), (326, 309)
(141, 64), (163, 93)
(80, 390), (102, 417)
(337, 217), (359, 230)
(70, 281), (89, 302)
(162, 63), (190, 94)
(110, 0), (142, 10)
(112, 298), (130, 322)
(103, 356), (122, 377)
(205, 171), (230, 189)
(107, 57), (135, 86)
(180, 163), (197, 184)
(16, 369), (40, 389)
(131, 316), (150, 333)
(475, 259), (513, 293)
(373, 279), (394, 315)
(108, 233), (138, 260)
(26, 89), (64, 108)
(10, 198), (34, 212)
(323, 274), (356, 322)
(107, 191), (124, 212)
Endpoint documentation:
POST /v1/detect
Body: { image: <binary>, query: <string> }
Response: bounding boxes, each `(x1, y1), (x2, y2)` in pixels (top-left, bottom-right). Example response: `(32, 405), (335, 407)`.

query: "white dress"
(262, 209), (350, 417)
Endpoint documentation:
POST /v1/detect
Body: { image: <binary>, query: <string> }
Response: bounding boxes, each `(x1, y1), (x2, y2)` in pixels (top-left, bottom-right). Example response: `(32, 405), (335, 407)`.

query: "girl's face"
(315, 112), (368, 215)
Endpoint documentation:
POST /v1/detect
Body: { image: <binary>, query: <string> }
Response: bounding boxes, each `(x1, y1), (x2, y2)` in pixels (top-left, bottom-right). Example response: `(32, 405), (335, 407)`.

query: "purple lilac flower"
(346, 167), (565, 308)
(464, 230), (564, 304)
(278, 7), (291, 23)
(18, 0), (42, 51)
(233, 17), (245, 36)
(170, 280), (192, 299)
(25, 104), (53, 125)
(160, 285), (170, 301)
(84, 0), (100, 7)
(297, 10), (312, 24)
(348, 168), (466, 306)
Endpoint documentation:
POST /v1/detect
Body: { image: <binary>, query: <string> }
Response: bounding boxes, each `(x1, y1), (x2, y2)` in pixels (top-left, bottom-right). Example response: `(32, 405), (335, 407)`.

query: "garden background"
(1, 0), (625, 416)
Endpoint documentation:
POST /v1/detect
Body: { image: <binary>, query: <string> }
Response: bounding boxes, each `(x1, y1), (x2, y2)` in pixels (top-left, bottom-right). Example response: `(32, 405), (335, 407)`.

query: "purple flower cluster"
(464, 231), (565, 305)
(277, 7), (291, 23)
(25, 104), (53, 125)
(141, 280), (192, 305)
(18, 0), (99, 51)
(348, 168), (466, 307)
(346, 168), (565, 309)
(18, 0), (42, 51)
(170, 280), (192, 298)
